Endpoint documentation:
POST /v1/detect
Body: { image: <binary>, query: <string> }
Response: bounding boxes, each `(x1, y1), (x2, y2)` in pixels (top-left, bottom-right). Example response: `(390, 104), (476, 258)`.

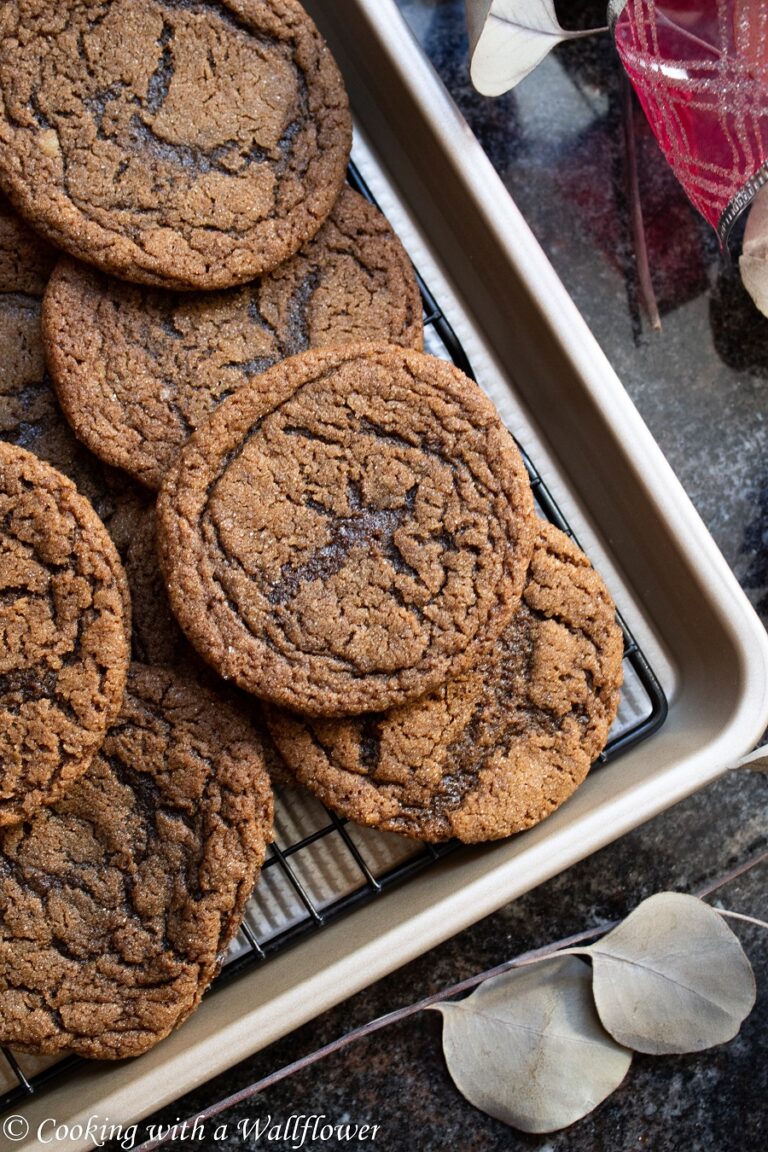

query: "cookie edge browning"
(0, 0), (352, 289)
(41, 256), (162, 490)
(0, 661), (274, 1060)
(155, 343), (537, 715)
(265, 523), (624, 842)
(0, 441), (131, 826)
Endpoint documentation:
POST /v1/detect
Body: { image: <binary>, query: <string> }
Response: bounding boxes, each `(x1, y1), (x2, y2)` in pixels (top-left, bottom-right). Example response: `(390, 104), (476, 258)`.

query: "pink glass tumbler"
(613, 0), (768, 242)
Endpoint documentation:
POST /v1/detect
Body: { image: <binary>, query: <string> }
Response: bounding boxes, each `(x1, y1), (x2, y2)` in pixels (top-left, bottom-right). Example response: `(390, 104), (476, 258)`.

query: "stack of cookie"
(0, 0), (623, 1063)
(0, 440), (275, 1061)
(154, 342), (624, 843)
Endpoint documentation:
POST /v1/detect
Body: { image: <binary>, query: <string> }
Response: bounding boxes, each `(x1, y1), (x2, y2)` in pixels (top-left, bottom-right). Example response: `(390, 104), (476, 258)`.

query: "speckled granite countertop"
(135, 3), (768, 1149)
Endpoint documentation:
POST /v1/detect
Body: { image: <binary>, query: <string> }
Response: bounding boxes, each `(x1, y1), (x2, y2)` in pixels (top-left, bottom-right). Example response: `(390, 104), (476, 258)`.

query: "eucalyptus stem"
(570, 25), (609, 38)
(695, 848), (768, 899)
(133, 849), (767, 1152)
(716, 908), (768, 932)
(132, 923), (611, 1152)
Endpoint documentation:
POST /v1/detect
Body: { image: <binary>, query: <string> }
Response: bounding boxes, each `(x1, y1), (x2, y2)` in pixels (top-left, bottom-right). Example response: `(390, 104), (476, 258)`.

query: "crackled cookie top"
(0, 443), (130, 826)
(267, 524), (624, 842)
(0, 663), (273, 1059)
(43, 188), (424, 489)
(0, 0), (352, 288)
(156, 344), (537, 715)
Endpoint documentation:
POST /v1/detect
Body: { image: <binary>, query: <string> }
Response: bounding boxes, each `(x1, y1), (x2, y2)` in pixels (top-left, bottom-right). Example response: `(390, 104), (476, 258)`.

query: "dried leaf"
(466, 0), (606, 97)
(730, 745), (768, 772)
(432, 956), (632, 1133)
(607, 0), (628, 26)
(585, 893), (756, 1054)
(740, 184), (768, 318)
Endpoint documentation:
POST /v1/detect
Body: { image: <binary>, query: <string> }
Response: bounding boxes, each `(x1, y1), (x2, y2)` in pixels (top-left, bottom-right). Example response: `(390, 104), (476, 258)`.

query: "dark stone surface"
(127, 773), (767, 1152)
(124, 4), (768, 1149)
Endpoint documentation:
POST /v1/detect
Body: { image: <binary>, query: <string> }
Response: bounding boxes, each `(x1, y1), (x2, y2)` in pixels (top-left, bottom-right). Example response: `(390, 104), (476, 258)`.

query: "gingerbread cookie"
(0, 443), (130, 826)
(267, 523), (624, 842)
(156, 344), (536, 715)
(43, 187), (424, 488)
(0, 0), (351, 288)
(0, 663), (273, 1059)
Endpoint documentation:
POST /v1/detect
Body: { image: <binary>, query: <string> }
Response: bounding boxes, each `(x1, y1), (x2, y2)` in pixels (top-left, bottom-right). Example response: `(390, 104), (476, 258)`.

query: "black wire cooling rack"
(0, 160), (667, 1113)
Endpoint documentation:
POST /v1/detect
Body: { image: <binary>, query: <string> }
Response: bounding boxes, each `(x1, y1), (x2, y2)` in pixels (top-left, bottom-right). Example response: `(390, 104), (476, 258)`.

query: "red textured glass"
(614, 0), (768, 241)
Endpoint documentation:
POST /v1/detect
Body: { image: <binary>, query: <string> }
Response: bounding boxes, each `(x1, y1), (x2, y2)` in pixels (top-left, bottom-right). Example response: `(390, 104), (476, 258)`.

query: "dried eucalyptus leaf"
(740, 184), (768, 318)
(730, 745), (768, 772)
(607, 0), (628, 26)
(466, 0), (605, 96)
(432, 956), (632, 1133)
(587, 893), (756, 1055)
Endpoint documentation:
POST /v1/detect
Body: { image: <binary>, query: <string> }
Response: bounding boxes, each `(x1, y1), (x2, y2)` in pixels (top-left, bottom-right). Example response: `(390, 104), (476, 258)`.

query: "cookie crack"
(83, 81), (129, 141)
(155, 0), (296, 45)
(145, 21), (175, 116)
(266, 483), (419, 607)
(280, 266), (321, 356)
(358, 715), (382, 776)
(525, 595), (604, 655)
(0, 665), (83, 729)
